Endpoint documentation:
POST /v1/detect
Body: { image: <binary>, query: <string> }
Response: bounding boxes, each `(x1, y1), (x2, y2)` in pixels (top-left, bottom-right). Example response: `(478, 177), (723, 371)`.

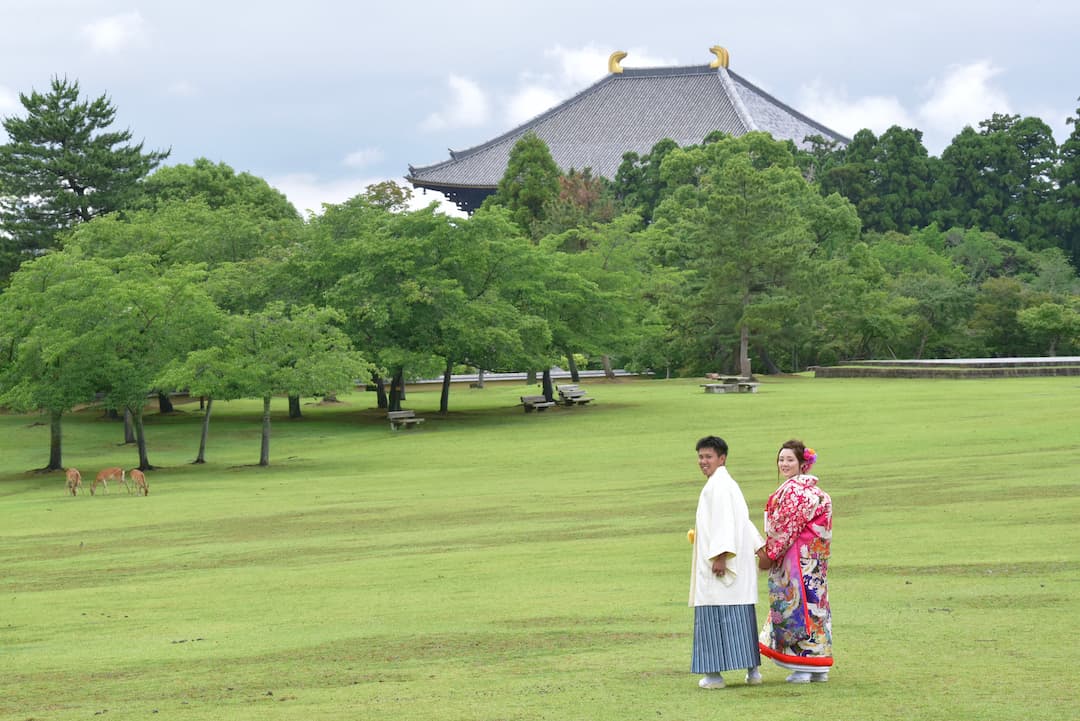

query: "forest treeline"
(1, 78), (1078, 469)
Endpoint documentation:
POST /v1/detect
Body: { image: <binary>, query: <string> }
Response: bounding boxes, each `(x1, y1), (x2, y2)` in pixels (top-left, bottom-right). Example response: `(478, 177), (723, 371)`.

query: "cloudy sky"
(2, 1), (1078, 216)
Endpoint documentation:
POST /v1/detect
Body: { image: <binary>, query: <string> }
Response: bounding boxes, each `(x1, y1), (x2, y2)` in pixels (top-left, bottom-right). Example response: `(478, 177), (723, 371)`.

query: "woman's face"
(777, 448), (801, 479)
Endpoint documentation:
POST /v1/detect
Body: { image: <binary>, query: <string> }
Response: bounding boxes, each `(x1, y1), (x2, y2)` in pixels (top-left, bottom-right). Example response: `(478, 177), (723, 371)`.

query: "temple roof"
(406, 60), (849, 213)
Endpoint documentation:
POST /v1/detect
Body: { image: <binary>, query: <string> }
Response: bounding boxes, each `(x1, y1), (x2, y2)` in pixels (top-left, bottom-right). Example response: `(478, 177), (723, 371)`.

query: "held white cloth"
(689, 465), (765, 606)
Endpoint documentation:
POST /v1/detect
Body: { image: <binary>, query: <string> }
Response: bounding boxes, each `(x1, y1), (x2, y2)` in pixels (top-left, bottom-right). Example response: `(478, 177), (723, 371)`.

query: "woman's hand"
(711, 556), (728, 577)
(756, 547), (772, 570)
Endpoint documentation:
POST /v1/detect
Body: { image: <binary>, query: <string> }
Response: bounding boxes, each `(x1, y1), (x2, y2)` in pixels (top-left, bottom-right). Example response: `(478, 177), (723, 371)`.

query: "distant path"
(814, 357), (1080, 378)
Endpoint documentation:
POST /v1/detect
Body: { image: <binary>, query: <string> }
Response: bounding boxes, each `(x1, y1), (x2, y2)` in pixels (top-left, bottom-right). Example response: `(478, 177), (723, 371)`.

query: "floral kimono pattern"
(759, 474), (833, 666)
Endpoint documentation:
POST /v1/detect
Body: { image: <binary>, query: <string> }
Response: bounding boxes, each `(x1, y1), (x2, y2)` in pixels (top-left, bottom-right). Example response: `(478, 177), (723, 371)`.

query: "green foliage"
(0, 76), (169, 281)
(1054, 99), (1080, 267)
(612, 137), (680, 221)
(1016, 301), (1080, 355)
(131, 157), (299, 220)
(646, 132), (861, 374)
(483, 132), (561, 239)
(933, 114), (1058, 250)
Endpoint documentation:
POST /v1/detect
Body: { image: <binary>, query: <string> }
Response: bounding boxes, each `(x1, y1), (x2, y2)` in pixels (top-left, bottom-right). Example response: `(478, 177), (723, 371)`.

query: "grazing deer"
(65, 468), (82, 496)
(129, 468), (149, 496)
(91, 467), (128, 495)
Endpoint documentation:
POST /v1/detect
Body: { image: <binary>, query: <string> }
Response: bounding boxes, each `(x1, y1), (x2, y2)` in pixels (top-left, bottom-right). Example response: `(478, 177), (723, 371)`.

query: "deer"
(65, 468), (82, 496)
(91, 467), (128, 495)
(129, 468), (149, 496)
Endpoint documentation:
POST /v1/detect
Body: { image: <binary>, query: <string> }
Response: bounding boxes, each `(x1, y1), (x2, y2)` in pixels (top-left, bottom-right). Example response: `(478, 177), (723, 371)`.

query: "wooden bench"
(556, 384), (594, 406)
(521, 395), (557, 412)
(387, 410), (425, 430)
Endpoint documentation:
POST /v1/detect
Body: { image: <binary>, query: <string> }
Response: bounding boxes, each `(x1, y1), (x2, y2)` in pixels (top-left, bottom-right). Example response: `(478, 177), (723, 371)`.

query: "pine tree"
(0, 76), (169, 281)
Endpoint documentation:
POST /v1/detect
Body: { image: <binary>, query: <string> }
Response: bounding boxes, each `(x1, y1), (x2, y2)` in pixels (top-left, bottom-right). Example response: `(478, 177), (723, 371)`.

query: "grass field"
(1, 375), (1078, 721)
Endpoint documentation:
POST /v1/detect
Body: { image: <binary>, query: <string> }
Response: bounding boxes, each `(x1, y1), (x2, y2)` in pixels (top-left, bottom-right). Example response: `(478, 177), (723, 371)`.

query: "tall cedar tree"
(482, 132), (560, 239)
(0, 76), (169, 281)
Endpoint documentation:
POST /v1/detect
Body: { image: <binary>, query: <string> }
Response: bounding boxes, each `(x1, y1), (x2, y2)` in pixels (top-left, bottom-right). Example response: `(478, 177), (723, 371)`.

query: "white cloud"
(268, 173), (463, 218)
(82, 12), (149, 54)
(0, 85), (19, 114)
(165, 80), (199, 98)
(504, 86), (562, 126)
(421, 75), (490, 131)
(343, 147), (384, 168)
(917, 60), (1011, 139)
(797, 80), (917, 139)
(504, 44), (678, 125)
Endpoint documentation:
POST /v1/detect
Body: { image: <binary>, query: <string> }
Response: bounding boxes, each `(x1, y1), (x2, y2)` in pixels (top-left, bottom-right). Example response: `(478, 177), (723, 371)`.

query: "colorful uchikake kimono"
(758, 473), (833, 674)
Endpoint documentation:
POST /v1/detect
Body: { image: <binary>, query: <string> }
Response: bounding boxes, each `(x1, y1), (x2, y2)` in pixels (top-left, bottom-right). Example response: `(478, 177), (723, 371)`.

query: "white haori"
(689, 466), (765, 606)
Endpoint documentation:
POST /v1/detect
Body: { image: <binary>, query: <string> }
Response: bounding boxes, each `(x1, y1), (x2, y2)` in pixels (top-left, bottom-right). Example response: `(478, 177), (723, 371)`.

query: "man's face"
(698, 447), (725, 478)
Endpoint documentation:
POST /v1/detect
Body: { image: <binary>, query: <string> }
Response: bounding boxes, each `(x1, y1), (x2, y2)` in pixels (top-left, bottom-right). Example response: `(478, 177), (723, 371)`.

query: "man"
(688, 435), (765, 689)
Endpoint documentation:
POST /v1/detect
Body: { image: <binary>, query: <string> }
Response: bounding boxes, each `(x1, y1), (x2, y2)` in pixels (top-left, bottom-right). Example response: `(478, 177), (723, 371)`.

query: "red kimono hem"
(758, 643), (833, 667)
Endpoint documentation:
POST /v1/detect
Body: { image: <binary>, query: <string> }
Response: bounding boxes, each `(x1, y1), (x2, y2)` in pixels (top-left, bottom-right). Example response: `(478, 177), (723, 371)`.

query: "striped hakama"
(692, 604), (761, 673)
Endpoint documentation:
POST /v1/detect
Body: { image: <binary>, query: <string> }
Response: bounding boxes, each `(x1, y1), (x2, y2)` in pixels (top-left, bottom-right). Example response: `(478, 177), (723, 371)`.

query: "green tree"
(223, 303), (371, 466)
(131, 158), (298, 220)
(91, 257), (222, 469)
(0, 76), (169, 281)
(934, 114), (1057, 249)
(648, 132), (860, 375)
(483, 132), (561, 239)
(1054, 99), (1080, 266)
(0, 253), (107, 470)
(1017, 301), (1080, 355)
(612, 138), (680, 222)
(817, 126), (936, 233)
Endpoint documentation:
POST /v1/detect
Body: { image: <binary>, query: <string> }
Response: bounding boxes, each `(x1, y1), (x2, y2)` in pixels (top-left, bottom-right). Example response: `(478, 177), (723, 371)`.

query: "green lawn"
(1, 376), (1077, 720)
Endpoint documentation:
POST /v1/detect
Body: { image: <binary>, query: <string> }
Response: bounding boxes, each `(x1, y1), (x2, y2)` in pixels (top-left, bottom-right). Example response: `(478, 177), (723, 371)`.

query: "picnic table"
(520, 394), (557, 412)
(701, 376), (759, 394)
(387, 409), (425, 430)
(556, 384), (595, 406)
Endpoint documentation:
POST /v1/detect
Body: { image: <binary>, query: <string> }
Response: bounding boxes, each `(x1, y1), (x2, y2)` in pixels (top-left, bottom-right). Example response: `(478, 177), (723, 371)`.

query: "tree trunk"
(542, 368), (554, 402)
(123, 408), (136, 444)
(440, 357), (453, 414)
(373, 375), (388, 409)
(259, 395), (271, 466)
(46, 408), (63, 471)
(158, 392), (174, 414)
(565, 348), (580, 383)
(602, 354), (616, 380)
(199, 396), (205, 410)
(526, 369), (537, 385)
(134, 404), (153, 470)
(755, 344), (782, 375)
(474, 368), (485, 389)
(739, 324), (752, 378)
(388, 367), (404, 412)
(288, 394), (302, 419)
(915, 331), (928, 360)
(193, 397), (212, 464)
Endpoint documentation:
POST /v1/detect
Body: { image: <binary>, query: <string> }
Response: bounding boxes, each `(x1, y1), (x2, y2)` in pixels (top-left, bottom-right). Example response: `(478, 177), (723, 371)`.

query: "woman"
(757, 439), (833, 683)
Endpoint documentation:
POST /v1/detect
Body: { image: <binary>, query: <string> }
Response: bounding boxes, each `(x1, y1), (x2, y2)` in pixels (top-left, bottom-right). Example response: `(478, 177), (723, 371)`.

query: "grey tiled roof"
(406, 64), (848, 208)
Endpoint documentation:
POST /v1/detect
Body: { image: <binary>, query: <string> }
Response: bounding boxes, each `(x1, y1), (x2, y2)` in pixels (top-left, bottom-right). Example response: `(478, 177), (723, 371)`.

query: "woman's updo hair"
(778, 439), (815, 473)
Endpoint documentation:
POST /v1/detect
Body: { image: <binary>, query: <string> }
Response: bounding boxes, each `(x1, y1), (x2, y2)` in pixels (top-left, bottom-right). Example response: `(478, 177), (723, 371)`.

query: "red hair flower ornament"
(802, 447), (817, 471)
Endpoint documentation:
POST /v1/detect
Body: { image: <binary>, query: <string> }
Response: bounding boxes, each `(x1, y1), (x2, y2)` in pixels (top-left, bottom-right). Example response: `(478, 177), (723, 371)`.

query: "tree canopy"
(0, 76), (169, 282)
